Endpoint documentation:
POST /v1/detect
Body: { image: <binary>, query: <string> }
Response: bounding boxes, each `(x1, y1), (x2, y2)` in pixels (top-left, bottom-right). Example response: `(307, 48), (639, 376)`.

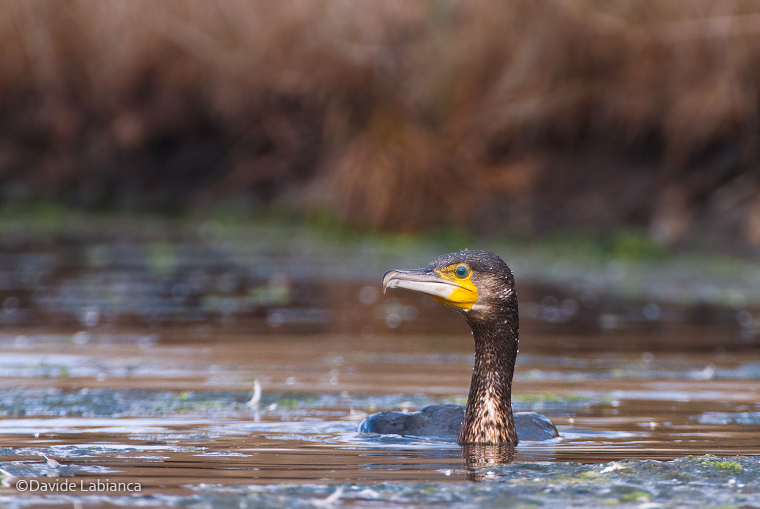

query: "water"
(0, 323), (759, 494)
(0, 221), (759, 505)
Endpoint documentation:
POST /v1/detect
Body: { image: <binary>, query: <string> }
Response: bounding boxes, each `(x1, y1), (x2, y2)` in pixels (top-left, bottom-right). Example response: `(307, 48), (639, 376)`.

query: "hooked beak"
(382, 266), (479, 311)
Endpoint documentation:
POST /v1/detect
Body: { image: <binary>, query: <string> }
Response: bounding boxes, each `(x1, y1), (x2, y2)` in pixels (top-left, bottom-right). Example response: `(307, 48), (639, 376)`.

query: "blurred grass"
(0, 200), (735, 267)
(2, 1), (760, 246)
(4, 202), (760, 309)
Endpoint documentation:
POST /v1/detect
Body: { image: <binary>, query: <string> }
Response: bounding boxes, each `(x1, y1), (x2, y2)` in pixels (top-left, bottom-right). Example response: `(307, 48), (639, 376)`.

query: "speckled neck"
(458, 300), (519, 445)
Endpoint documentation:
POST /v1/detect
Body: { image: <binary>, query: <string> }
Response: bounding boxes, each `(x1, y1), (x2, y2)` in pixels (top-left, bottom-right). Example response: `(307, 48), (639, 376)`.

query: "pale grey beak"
(382, 267), (459, 299)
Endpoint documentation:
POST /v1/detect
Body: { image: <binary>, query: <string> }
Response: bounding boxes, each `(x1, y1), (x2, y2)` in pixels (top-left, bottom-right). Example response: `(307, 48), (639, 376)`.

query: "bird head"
(382, 249), (516, 320)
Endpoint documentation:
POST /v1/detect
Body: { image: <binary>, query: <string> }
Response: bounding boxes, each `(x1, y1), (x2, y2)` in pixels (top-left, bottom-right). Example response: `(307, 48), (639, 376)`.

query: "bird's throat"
(458, 310), (519, 445)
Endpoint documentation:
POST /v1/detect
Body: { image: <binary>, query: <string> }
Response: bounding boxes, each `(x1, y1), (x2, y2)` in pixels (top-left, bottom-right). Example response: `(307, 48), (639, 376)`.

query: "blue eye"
(455, 264), (469, 278)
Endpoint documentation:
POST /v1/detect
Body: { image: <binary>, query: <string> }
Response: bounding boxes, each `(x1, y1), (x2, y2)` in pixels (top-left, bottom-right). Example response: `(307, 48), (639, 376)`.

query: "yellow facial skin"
(382, 262), (482, 312)
(431, 263), (479, 311)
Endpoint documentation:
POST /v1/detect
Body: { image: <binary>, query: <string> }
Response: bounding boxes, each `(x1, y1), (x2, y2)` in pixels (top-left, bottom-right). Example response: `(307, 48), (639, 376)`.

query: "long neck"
(458, 301), (519, 445)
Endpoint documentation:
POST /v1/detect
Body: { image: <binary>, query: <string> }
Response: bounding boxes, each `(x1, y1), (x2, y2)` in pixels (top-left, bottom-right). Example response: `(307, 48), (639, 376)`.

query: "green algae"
(619, 491), (653, 503)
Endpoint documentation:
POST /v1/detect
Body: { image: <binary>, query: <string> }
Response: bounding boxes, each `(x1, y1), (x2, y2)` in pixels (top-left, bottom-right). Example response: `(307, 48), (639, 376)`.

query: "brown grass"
(2, 0), (760, 244)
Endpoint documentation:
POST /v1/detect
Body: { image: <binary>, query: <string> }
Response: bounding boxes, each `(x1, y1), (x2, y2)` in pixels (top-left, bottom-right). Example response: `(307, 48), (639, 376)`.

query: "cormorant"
(359, 249), (558, 445)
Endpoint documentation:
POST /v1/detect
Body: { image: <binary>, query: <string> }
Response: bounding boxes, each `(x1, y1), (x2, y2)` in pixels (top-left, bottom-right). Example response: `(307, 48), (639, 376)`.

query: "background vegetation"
(3, 0), (760, 247)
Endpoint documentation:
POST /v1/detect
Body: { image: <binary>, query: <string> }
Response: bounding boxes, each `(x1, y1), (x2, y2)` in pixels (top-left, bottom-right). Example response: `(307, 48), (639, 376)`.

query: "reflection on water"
(0, 225), (759, 498)
(0, 391), (759, 492)
(461, 444), (515, 480)
(0, 330), (758, 492)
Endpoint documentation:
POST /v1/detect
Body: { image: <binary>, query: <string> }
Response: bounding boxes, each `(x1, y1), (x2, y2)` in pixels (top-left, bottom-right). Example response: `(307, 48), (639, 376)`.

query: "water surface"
(0, 222), (758, 505)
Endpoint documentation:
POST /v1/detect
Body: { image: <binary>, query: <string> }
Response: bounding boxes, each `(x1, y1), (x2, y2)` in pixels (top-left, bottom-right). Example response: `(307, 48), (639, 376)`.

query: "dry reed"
(2, 0), (760, 244)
